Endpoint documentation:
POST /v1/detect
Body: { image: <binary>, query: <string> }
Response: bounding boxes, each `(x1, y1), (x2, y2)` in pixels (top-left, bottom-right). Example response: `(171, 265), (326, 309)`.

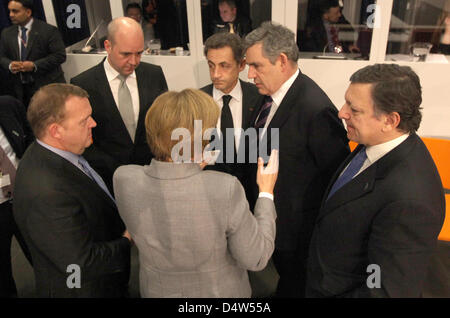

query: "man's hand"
(10, 61), (22, 74)
(123, 230), (133, 243)
(21, 61), (35, 72)
(256, 149), (279, 195)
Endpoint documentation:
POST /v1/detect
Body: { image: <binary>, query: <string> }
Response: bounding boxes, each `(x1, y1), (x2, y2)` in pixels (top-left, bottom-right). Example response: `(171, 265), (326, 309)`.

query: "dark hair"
(218, 0), (237, 9)
(27, 84), (89, 139)
(126, 2), (142, 14)
(318, 0), (340, 15)
(204, 32), (244, 63)
(9, 0), (33, 11)
(350, 64), (423, 133)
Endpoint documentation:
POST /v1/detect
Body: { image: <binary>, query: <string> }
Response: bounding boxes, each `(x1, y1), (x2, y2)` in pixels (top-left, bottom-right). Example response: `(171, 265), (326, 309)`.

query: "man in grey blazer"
(201, 32), (262, 207)
(71, 17), (168, 193)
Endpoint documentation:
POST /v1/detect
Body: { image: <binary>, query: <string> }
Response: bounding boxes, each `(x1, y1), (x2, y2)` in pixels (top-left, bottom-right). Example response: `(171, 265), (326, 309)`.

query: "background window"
(386, 0), (450, 62)
(297, 0), (375, 60)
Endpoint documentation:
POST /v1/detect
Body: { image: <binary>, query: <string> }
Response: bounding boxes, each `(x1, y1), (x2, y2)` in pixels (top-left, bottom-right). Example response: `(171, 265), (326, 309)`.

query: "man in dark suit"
(13, 83), (131, 298)
(0, 0), (66, 108)
(0, 95), (33, 298)
(306, 64), (445, 298)
(212, 0), (252, 38)
(244, 22), (350, 297)
(71, 17), (168, 193)
(200, 32), (261, 205)
(302, 0), (359, 54)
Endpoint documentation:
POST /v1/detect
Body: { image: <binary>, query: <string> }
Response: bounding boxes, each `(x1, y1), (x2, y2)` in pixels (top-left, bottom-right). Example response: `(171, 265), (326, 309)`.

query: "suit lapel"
(135, 66), (148, 144)
(25, 21), (38, 60)
(317, 135), (418, 222)
(240, 80), (260, 130)
(10, 27), (20, 60)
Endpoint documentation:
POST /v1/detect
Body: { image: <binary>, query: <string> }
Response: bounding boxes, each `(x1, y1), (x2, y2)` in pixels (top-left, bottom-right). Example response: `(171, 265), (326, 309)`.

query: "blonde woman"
(113, 89), (278, 298)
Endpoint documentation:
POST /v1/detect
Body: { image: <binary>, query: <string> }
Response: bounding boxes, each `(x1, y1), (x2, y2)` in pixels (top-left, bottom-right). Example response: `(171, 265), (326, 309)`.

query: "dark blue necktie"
(254, 95), (273, 129)
(326, 147), (367, 201)
(78, 156), (115, 203)
(20, 26), (27, 61)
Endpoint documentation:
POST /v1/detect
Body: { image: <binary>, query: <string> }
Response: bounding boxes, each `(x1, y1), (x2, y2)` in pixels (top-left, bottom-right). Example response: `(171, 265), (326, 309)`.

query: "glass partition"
(297, 0), (375, 60)
(386, 0), (450, 63)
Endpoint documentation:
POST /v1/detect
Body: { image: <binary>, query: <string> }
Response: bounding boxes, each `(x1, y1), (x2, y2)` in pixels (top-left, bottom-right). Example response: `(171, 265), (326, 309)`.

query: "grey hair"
(243, 21), (299, 64)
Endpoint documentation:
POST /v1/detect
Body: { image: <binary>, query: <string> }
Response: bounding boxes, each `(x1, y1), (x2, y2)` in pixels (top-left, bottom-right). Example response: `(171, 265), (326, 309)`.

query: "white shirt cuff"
(258, 192), (274, 201)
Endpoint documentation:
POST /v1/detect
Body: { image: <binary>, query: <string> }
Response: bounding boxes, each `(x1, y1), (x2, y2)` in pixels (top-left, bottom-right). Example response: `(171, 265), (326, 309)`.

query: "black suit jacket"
(13, 142), (131, 298)
(249, 71), (350, 251)
(201, 80), (262, 205)
(0, 96), (34, 156)
(70, 60), (168, 192)
(0, 19), (66, 100)
(306, 134), (445, 297)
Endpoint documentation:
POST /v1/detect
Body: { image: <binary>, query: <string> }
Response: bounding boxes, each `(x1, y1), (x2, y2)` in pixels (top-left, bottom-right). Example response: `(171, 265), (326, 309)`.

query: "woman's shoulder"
(114, 164), (146, 180)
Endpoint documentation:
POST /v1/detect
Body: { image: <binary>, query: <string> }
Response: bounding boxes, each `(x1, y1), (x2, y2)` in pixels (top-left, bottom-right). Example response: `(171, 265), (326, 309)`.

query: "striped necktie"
(254, 95), (273, 129)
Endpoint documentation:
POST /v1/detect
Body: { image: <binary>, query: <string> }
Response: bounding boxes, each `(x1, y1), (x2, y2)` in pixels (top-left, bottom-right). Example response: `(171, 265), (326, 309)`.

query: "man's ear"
(278, 53), (289, 70)
(25, 9), (32, 18)
(48, 123), (62, 140)
(239, 58), (246, 72)
(104, 39), (112, 53)
(383, 112), (401, 132)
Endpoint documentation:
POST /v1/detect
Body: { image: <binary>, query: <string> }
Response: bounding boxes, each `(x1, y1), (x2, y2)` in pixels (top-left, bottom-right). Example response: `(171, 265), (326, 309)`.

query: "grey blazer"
(113, 160), (276, 298)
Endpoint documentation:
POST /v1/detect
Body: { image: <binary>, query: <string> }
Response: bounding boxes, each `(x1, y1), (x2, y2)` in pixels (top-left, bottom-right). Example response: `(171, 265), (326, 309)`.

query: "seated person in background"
(125, 2), (143, 23)
(212, 0), (252, 38)
(431, 6), (450, 55)
(113, 89), (278, 298)
(303, 0), (359, 53)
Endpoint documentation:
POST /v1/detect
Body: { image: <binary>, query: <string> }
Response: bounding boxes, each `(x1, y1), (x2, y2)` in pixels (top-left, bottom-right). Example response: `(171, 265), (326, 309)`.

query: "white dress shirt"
(213, 80), (243, 150)
(255, 69), (299, 139)
(0, 127), (19, 203)
(344, 134), (410, 179)
(103, 59), (140, 124)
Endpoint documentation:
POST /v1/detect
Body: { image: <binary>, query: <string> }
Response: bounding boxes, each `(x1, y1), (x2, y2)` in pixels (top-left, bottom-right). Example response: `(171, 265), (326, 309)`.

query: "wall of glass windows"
(11, 0), (450, 138)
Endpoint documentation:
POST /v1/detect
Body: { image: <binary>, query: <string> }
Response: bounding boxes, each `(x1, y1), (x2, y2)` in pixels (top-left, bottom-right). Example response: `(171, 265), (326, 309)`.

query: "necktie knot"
(20, 26), (27, 34)
(117, 74), (127, 85)
(222, 95), (232, 106)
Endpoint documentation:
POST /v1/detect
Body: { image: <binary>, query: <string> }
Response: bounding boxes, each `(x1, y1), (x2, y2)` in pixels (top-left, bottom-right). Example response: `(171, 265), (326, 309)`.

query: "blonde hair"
(145, 89), (220, 161)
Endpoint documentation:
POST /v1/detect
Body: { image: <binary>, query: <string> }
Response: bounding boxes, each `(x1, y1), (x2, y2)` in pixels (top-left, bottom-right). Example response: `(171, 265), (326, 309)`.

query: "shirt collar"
(271, 69), (299, 106)
(103, 58), (136, 83)
(21, 18), (33, 31)
(365, 133), (410, 165)
(213, 79), (242, 103)
(37, 139), (81, 168)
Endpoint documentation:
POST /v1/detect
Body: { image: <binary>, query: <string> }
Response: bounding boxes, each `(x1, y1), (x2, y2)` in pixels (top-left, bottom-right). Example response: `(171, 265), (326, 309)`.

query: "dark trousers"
(0, 200), (32, 298)
(272, 248), (308, 298)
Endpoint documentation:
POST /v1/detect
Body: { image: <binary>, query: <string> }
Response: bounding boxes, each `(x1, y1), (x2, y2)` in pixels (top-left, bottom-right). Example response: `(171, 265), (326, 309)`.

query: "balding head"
(107, 17), (143, 45)
(104, 17), (145, 76)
